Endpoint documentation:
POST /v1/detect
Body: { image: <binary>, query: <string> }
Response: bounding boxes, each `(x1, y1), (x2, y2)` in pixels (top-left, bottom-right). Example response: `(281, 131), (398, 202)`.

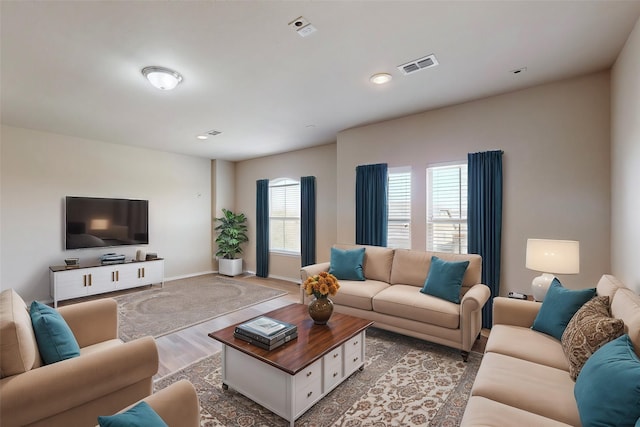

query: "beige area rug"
(154, 328), (481, 426)
(115, 274), (287, 341)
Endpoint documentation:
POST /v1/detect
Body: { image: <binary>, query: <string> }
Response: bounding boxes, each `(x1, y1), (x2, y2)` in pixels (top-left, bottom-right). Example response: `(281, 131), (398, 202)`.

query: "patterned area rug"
(116, 274), (287, 341)
(154, 328), (481, 426)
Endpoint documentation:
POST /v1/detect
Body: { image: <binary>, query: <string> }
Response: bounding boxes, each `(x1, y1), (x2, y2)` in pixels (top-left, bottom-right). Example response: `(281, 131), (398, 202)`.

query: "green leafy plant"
(214, 209), (249, 260)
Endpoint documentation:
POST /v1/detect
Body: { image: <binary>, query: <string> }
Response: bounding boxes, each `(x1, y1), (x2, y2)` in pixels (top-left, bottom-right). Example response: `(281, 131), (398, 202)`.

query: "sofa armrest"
(144, 380), (200, 427)
(58, 298), (118, 347)
(0, 336), (158, 426)
(300, 262), (331, 303)
(460, 284), (491, 352)
(492, 297), (541, 328)
(461, 284), (491, 313)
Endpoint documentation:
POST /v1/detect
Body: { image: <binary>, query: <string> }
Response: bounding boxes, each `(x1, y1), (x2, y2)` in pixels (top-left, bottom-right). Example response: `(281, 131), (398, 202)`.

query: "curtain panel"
(301, 176), (316, 267)
(355, 163), (388, 247)
(468, 150), (503, 328)
(256, 179), (269, 278)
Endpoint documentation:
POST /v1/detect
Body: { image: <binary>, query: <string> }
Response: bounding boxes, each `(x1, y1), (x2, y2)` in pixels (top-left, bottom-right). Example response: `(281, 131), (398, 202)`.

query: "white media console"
(49, 259), (164, 307)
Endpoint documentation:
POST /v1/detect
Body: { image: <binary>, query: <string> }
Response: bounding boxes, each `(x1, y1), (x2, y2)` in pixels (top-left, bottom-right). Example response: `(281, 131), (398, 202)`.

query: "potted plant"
(214, 209), (249, 276)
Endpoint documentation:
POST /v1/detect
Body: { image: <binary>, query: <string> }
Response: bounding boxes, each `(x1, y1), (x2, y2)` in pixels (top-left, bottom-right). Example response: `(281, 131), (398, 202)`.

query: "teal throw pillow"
(98, 401), (168, 427)
(420, 256), (469, 304)
(531, 279), (595, 340)
(30, 301), (80, 365)
(328, 247), (365, 281)
(575, 334), (640, 426)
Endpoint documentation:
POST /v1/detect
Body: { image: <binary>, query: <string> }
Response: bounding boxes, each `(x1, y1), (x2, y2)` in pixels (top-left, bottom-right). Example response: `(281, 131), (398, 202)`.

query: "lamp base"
(532, 273), (555, 302)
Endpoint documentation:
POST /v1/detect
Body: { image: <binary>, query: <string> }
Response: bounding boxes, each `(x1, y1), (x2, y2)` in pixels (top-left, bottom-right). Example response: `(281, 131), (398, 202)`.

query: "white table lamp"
(526, 239), (580, 301)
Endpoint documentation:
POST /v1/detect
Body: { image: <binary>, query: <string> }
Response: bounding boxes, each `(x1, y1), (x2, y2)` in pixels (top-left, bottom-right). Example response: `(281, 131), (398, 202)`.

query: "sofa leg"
(461, 351), (469, 362)
(477, 333), (481, 340)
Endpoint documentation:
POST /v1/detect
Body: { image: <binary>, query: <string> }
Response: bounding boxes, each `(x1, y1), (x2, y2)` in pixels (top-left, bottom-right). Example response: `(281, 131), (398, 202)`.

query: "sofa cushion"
(334, 244), (395, 282)
(373, 285), (460, 329)
(98, 401), (168, 427)
(461, 396), (574, 427)
(330, 280), (389, 311)
(30, 301), (81, 364)
(610, 288), (640, 355)
(0, 289), (42, 378)
(420, 256), (469, 304)
(574, 334), (640, 426)
(561, 296), (624, 380)
(471, 352), (580, 426)
(390, 249), (481, 290)
(328, 247), (365, 281)
(531, 279), (596, 340)
(486, 324), (569, 371)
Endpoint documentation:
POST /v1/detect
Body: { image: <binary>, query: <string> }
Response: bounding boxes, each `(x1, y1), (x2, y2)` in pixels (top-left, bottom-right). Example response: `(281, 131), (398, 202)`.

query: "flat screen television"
(65, 196), (149, 250)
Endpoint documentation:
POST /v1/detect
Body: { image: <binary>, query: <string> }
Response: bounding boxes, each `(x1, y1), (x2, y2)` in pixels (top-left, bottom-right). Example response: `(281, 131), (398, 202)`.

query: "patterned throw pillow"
(561, 296), (624, 380)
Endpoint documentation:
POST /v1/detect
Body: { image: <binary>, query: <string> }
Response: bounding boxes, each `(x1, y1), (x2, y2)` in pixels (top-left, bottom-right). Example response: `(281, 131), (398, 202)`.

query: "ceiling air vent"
(206, 130), (222, 137)
(397, 54), (439, 75)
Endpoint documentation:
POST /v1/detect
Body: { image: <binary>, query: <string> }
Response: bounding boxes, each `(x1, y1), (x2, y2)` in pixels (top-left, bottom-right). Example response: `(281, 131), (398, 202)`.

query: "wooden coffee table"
(208, 303), (373, 426)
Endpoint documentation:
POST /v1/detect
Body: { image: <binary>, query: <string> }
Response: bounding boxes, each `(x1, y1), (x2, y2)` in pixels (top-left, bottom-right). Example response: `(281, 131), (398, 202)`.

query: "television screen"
(65, 197), (149, 250)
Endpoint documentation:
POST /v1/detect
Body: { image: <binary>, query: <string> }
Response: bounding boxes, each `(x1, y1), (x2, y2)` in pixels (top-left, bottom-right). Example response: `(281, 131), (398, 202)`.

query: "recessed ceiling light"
(196, 135), (208, 140)
(370, 73), (392, 85)
(141, 66), (183, 90)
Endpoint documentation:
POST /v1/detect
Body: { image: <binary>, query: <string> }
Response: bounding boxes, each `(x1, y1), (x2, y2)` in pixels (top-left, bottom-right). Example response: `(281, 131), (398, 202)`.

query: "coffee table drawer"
(323, 347), (343, 391)
(294, 358), (322, 389)
(344, 332), (365, 374)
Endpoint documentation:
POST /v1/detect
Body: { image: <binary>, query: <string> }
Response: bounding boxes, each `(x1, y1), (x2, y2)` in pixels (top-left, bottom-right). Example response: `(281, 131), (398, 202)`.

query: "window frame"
(268, 178), (301, 255)
(387, 166), (412, 249)
(426, 162), (468, 254)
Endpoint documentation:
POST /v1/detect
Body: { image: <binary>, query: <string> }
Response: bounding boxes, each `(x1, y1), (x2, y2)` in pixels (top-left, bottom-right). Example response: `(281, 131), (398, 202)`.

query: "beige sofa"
(300, 244), (491, 360)
(0, 290), (159, 427)
(461, 274), (640, 426)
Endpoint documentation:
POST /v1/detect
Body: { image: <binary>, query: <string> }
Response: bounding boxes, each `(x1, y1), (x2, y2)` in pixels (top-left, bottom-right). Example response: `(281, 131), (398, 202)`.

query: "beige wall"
(611, 16), (640, 293)
(336, 72), (611, 295)
(211, 159), (235, 271)
(0, 125), (213, 303)
(235, 143), (337, 282)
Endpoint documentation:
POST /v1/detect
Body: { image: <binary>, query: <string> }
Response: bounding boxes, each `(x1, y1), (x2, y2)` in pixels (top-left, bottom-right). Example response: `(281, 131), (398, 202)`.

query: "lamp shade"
(526, 239), (580, 274)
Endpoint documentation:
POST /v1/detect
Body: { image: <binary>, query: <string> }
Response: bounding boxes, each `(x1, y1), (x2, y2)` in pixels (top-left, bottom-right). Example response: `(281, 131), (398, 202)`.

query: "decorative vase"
(308, 296), (334, 325)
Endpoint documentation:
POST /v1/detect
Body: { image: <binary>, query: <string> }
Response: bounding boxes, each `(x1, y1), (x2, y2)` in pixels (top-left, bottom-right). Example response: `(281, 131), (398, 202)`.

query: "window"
(427, 163), (468, 254)
(269, 178), (300, 253)
(387, 167), (411, 249)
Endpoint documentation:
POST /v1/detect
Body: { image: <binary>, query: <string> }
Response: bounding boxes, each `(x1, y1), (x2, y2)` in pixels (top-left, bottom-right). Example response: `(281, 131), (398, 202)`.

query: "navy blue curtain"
(468, 150), (503, 329)
(256, 179), (269, 278)
(301, 176), (316, 267)
(355, 163), (388, 247)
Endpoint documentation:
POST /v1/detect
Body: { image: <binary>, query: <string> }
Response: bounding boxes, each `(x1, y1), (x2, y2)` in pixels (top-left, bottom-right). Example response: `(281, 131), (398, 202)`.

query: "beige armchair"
(0, 289), (159, 427)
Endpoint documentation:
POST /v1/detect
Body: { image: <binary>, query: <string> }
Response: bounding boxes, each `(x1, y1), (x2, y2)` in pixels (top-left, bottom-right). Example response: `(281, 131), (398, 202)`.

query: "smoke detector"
(397, 54), (439, 75)
(288, 16), (317, 37)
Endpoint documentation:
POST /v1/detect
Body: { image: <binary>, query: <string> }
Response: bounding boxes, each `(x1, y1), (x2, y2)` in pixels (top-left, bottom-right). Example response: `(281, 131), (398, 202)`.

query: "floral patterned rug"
(154, 327), (482, 426)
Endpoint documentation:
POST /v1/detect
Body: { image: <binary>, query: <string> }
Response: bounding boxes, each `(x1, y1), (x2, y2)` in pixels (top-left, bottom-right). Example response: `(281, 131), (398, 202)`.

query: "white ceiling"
(2, 1), (640, 161)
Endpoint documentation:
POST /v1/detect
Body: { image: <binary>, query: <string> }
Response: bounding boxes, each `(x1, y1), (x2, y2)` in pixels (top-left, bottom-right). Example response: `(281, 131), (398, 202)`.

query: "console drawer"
(294, 358), (322, 390)
(323, 347), (343, 391)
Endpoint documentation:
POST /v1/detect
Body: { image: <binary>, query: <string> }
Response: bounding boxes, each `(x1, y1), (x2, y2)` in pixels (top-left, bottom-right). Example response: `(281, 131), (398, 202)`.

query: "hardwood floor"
(60, 274), (488, 379)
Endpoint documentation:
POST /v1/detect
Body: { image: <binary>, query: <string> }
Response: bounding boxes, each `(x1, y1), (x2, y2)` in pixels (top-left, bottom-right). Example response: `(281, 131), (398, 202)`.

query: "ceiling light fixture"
(196, 135), (208, 140)
(370, 73), (392, 85)
(141, 66), (183, 90)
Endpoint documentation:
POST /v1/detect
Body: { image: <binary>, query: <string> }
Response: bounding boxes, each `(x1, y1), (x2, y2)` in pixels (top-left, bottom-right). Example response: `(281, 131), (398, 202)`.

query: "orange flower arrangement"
(303, 271), (340, 299)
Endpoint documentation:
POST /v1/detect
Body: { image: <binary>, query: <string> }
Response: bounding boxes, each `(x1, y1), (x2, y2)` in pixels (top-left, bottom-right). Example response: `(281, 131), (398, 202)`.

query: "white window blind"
(269, 178), (300, 253)
(427, 163), (468, 254)
(387, 167), (411, 249)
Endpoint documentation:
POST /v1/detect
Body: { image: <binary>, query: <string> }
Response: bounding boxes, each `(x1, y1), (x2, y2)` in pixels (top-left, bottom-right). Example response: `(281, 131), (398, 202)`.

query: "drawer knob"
(306, 371), (312, 377)
(307, 391), (313, 398)
(333, 353), (339, 358)
(353, 341), (359, 345)
(353, 357), (359, 362)
(333, 372), (338, 377)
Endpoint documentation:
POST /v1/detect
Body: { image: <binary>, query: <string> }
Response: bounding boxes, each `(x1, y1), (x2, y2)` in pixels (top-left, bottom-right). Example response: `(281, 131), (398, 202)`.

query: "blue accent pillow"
(29, 301), (80, 365)
(575, 334), (640, 426)
(328, 247), (365, 281)
(98, 401), (168, 427)
(420, 256), (469, 304)
(531, 279), (596, 340)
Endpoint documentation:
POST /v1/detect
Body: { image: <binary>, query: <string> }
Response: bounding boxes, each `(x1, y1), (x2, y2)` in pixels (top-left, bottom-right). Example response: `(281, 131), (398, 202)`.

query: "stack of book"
(234, 316), (298, 351)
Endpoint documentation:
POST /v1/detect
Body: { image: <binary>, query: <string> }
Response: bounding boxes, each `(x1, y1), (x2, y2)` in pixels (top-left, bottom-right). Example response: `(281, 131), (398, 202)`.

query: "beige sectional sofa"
(300, 244), (491, 360)
(461, 274), (640, 426)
